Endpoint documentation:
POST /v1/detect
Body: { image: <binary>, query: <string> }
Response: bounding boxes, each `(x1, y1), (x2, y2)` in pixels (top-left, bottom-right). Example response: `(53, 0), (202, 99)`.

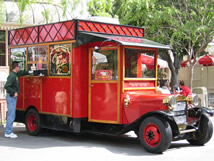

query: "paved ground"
(0, 118), (214, 161)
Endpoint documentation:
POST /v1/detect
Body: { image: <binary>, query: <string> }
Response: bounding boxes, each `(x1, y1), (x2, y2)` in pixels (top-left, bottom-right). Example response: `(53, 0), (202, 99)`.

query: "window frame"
(0, 30), (6, 66)
(8, 41), (74, 77)
(90, 46), (120, 83)
(123, 46), (158, 81)
(27, 45), (49, 71)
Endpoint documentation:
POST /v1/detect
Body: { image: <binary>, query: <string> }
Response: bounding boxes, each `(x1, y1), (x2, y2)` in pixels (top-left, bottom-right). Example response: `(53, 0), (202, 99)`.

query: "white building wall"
(178, 66), (214, 106)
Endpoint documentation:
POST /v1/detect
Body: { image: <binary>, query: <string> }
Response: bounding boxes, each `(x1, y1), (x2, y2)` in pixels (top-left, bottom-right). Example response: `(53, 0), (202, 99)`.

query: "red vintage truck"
(8, 19), (213, 153)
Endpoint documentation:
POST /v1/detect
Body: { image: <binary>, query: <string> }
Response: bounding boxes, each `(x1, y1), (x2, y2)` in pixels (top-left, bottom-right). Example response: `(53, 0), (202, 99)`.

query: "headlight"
(192, 94), (199, 106)
(187, 93), (199, 106)
(163, 95), (177, 110)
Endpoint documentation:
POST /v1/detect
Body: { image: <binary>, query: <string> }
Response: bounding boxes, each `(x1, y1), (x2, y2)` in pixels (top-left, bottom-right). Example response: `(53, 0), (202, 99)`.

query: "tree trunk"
(159, 50), (181, 90)
(189, 62), (196, 90)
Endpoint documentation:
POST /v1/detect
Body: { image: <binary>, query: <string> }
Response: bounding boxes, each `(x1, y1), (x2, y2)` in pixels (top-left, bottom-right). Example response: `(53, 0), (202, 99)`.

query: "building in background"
(178, 40), (214, 106)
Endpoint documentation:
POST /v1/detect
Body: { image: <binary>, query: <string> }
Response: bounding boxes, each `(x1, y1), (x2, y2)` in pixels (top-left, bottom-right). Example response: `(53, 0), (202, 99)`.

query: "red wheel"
(139, 116), (172, 153)
(143, 123), (161, 147)
(25, 109), (41, 136)
(27, 113), (37, 132)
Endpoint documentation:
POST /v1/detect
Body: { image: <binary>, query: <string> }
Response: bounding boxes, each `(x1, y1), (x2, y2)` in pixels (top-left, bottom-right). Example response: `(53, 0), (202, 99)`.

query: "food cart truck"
(8, 19), (213, 153)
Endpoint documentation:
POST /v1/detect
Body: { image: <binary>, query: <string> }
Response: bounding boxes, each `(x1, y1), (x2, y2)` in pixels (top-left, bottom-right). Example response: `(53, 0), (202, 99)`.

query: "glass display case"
(27, 46), (48, 71)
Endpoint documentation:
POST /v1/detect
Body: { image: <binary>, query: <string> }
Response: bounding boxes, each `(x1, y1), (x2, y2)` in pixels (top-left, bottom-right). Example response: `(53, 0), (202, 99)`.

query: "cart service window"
(92, 49), (118, 80)
(125, 48), (156, 78)
(27, 46), (48, 71)
(10, 48), (26, 71)
(50, 43), (71, 76)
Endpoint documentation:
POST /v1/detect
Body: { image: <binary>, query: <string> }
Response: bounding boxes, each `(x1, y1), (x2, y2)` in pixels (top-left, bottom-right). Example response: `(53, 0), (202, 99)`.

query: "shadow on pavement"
(0, 125), (204, 156)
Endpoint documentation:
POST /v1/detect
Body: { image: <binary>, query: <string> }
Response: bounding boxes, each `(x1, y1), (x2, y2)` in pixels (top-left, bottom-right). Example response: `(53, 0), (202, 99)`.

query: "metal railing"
(0, 99), (7, 126)
(0, 81), (6, 98)
(0, 81), (7, 126)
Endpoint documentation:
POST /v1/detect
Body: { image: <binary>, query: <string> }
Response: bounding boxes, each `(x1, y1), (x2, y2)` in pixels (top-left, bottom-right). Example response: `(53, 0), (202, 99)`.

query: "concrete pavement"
(0, 118), (214, 161)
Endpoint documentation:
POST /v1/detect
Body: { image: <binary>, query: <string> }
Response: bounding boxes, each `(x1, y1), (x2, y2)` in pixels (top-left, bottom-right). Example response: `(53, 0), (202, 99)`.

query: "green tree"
(88, 0), (115, 17)
(0, 0), (5, 24)
(88, 0), (214, 89)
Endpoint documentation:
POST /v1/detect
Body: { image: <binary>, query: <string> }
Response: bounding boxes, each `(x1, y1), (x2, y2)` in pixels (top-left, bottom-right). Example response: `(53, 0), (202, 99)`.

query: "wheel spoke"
(144, 123), (161, 147)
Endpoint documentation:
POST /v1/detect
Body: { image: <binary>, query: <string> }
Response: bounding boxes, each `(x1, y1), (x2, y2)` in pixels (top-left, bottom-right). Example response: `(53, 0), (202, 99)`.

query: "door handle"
(89, 85), (94, 87)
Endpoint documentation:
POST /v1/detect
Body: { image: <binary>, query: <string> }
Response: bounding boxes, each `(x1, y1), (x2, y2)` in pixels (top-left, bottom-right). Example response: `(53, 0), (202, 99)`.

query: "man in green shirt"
(4, 61), (28, 138)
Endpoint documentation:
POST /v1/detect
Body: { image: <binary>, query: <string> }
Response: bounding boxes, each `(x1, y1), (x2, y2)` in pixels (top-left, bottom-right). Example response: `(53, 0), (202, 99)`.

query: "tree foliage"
(0, 0), (81, 25)
(88, 0), (115, 17)
(88, 0), (214, 88)
(0, 0), (5, 24)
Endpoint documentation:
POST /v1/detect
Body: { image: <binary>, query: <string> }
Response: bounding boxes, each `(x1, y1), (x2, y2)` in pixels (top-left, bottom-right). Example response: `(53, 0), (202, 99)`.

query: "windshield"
(125, 48), (156, 78)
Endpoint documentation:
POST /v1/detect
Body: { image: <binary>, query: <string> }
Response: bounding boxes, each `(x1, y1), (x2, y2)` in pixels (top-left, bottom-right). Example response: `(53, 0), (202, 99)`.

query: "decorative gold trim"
(123, 46), (158, 51)
(124, 87), (156, 91)
(91, 80), (119, 83)
(124, 78), (157, 81)
(175, 95), (187, 101)
(124, 87), (156, 90)
(89, 119), (120, 124)
(8, 40), (76, 49)
(48, 44), (50, 76)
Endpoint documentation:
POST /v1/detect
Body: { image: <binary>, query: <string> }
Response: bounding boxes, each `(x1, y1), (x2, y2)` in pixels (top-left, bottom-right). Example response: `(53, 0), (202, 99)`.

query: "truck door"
(88, 47), (120, 124)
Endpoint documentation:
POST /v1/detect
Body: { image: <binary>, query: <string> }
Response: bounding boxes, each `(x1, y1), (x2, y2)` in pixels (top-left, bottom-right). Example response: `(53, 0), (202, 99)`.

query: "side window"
(92, 49), (118, 80)
(0, 31), (6, 66)
(50, 44), (71, 76)
(10, 48), (26, 71)
(27, 46), (48, 71)
(125, 48), (156, 78)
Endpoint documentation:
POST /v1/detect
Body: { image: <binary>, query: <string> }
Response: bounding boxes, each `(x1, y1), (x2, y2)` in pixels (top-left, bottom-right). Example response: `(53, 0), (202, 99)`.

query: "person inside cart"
(173, 84), (181, 94)
(162, 82), (172, 93)
(157, 81), (170, 94)
(179, 80), (192, 97)
(4, 61), (30, 138)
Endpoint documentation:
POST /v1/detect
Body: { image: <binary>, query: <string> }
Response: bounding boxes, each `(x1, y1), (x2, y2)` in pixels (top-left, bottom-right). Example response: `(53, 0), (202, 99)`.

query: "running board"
(179, 129), (196, 134)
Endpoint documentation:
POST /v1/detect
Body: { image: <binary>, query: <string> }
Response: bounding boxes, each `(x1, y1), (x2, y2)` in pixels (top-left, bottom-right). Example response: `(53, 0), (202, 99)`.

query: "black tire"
(138, 116), (172, 153)
(187, 114), (213, 145)
(25, 109), (41, 136)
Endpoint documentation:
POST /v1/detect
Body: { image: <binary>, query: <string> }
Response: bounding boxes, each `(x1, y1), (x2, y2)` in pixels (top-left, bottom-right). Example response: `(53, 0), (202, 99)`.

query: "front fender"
(119, 111), (180, 135)
(188, 106), (214, 118)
